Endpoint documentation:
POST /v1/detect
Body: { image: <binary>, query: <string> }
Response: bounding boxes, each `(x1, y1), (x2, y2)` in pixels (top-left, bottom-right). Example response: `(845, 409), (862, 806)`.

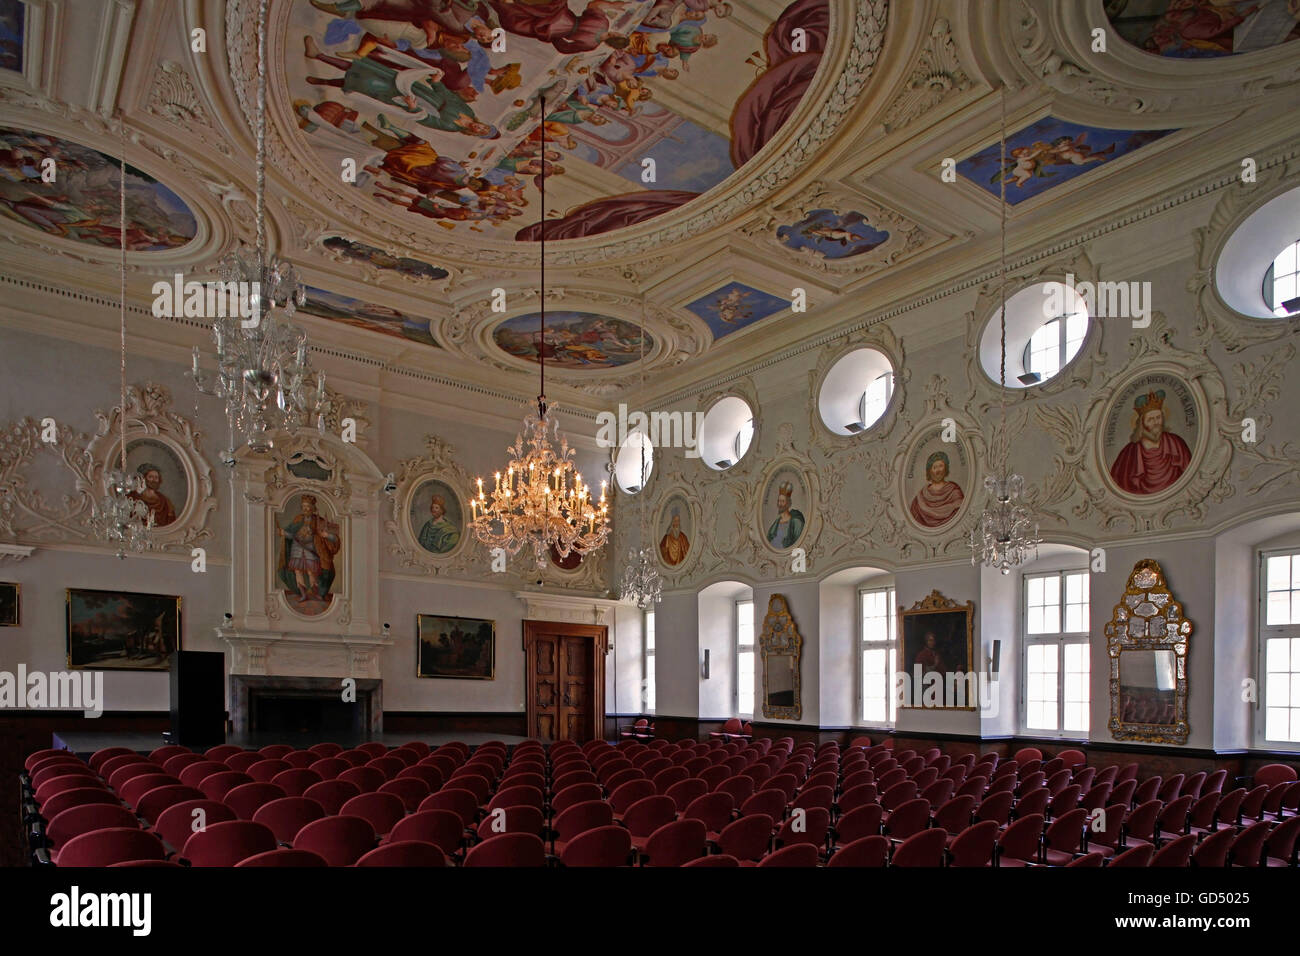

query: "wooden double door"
(523, 620), (607, 743)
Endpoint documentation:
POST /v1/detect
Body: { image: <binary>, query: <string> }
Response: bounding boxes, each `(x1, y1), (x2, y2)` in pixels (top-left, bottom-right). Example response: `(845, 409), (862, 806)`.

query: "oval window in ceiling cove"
(0, 128), (198, 251)
(493, 312), (654, 370)
(288, 0), (832, 241)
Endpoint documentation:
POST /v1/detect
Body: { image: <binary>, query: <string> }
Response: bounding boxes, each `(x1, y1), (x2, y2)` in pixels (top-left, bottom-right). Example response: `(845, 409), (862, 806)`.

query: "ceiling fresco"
(492, 311), (654, 368)
(1105, 0), (1300, 57)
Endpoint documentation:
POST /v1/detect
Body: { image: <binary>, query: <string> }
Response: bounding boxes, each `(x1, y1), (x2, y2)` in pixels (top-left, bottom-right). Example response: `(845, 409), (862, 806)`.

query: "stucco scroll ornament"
(384, 434), (481, 576)
(0, 419), (96, 544)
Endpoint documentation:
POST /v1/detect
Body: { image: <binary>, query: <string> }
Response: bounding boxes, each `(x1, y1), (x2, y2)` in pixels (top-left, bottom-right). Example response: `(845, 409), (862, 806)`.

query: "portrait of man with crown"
(1108, 386), (1193, 495)
(764, 473), (807, 550)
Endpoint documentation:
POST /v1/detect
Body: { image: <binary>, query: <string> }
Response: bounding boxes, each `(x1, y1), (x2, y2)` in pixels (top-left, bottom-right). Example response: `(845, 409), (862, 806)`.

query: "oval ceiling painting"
(0, 128), (198, 250)
(493, 312), (653, 369)
(288, 0), (830, 240)
(1106, 0), (1299, 58)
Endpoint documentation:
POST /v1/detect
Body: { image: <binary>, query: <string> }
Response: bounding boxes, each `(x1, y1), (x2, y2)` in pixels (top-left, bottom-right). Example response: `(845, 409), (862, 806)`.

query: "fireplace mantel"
(514, 591), (623, 627)
(218, 625), (394, 679)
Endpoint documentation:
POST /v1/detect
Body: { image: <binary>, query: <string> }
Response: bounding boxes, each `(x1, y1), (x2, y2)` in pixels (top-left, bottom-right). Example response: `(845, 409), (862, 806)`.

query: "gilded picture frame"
(898, 590), (977, 711)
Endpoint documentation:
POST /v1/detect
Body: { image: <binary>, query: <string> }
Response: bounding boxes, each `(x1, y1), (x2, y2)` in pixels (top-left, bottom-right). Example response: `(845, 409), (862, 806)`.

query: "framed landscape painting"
(66, 588), (181, 671)
(417, 614), (495, 680)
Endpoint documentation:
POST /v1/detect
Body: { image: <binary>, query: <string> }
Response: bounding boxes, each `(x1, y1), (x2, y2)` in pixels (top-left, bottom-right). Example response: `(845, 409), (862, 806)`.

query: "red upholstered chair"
(257, 745), (294, 760)
(307, 742), (343, 759)
(758, 843), (820, 867)
(665, 777), (709, 813)
(1150, 833), (1196, 868)
(270, 768), (323, 797)
(1203, 769), (1228, 795)
(604, 768), (646, 794)
(683, 853), (739, 867)
(1228, 820), (1272, 867)
(1045, 769), (1073, 797)
(1108, 844), (1153, 867)
(1190, 827), (1235, 867)
(881, 780), (918, 813)
(976, 791), (1015, 828)
(306, 758), (350, 782)
(775, 807), (830, 852)
(1134, 776), (1162, 805)
(1156, 794), (1194, 843)
(366, 756), (406, 781)
(838, 784), (878, 816)
(37, 788), (120, 822)
(1111, 779), (1138, 808)
(1073, 767), (1097, 791)
(356, 742), (388, 760)
(986, 775), (1017, 797)
(1081, 783), (1113, 814)
(766, 772), (800, 802)
(883, 798), (930, 843)
(718, 814), (774, 864)
(1158, 773), (1185, 803)
(153, 800), (235, 854)
(947, 819), (998, 867)
(198, 771), (252, 803)
(1018, 771), (1046, 795)
(1047, 785), (1081, 819)
(340, 792), (406, 839)
(31, 761), (93, 789)
(1181, 771), (1207, 801)
(293, 815), (377, 866)
(551, 800), (615, 856)
(1085, 804), (1127, 859)
(181, 820), (278, 867)
(643, 818), (707, 867)
(740, 788), (786, 822)
(86, 748), (135, 773)
(652, 766), (689, 795)
(842, 769), (875, 792)
(609, 779), (656, 823)
(877, 768), (908, 793)
(118, 774), (182, 810)
(956, 776), (988, 800)
(43, 804), (140, 863)
(107, 762), (164, 793)
(1186, 791), (1221, 838)
(303, 779), (362, 816)
(101, 754), (152, 780)
(225, 752), (262, 774)
(996, 813), (1044, 867)
(792, 785), (834, 816)
(1212, 787), (1248, 829)
(388, 810), (465, 858)
(1123, 799), (1163, 849)
(202, 745), (242, 763)
(476, 804), (545, 842)
(464, 832), (546, 867)
(552, 782), (604, 815)
(159, 753), (204, 778)
(891, 827), (946, 868)
(355, 841), (450, 867)
(418, 788), (478, 828)
(933, 795), (977, 838)
(335, 749), (369, 768)
(920, 779), (955, 808)
(1056, 749), (1086, 770)
(557, 825), (631, 867)
(1042, 758), (1065, 779)
(1015, 788), (1050, 820)
(420, 754), (458, 780)
(682, 792), (735, 842)
(1094, 765), (1119, 788)
(252, 797), (326, 845)
(911, 768), (940, 791)
(1014, 747), (1043, 763)
(235, 848), (328, 867)
(828, 835), (889, 868)
(224, 782), (287, 821)
(1239, 785), (1272, 824)
(1255, 763), (1298, 788)
(1041, 808), (1089, 865)
(1117, 762), (1140, 782)
(54, 827), (166, 867)
(833, 803), (883, 850)
(338, 766), (387, 795)
(379, 777), (431, 812)
(1263, 815), (1300, 867)
(709, 718), (744, 740)
(487, 784), (545, 815)
(1067, 852), (1104, 867)
(552, 769), (598, 793)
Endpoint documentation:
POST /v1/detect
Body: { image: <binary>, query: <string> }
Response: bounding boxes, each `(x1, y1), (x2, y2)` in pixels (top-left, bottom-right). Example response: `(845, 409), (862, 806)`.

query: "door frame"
(523, 619), (607, 742)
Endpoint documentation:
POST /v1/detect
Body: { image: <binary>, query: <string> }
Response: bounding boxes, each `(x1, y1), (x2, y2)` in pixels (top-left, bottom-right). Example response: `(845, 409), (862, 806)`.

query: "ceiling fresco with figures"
(0, 0), (1297, 420)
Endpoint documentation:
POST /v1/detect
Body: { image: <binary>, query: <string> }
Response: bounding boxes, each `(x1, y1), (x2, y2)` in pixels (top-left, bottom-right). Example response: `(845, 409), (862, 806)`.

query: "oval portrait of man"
(657, 494), (693, 569)
(903, 429), (970, 531)
(124, 438), (187, 528)
(761, 468), (809, 552)
(409, 478), (463, 555)
(1102, 372), (1199, 498)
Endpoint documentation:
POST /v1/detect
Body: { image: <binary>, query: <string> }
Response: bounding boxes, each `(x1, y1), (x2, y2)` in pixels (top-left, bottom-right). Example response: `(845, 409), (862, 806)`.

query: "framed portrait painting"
(0, 582), (18, 626)
(1101, 371), (1201, 499)
(408, 478), (464, 556)
(760, 467), (809, 552)
(66, 588), (181, 671)
(417, 614), (495, 680)
(898, 590), (976, 711)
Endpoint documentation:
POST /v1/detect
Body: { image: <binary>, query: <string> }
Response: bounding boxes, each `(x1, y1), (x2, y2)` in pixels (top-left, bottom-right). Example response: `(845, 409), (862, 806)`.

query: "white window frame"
(1021, 310), (1087, 383)
(856, 585), (897, 728)
(1021, 569), (1090, 739)
(643, 608), (655, 715)
(1258, 547), (1300, 750)
(736, 598), (755, 720)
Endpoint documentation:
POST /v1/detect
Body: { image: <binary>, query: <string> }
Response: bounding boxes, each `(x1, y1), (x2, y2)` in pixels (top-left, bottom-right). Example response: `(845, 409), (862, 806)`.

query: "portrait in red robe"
(1109, 392), (1192, 495)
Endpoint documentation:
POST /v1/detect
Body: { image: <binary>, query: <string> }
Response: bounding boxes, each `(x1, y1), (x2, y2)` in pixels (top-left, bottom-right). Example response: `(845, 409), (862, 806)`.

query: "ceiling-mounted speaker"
(702, 649), (710, 680)
(715, 459), (732, 469)
(1018, 372), (1041, 385)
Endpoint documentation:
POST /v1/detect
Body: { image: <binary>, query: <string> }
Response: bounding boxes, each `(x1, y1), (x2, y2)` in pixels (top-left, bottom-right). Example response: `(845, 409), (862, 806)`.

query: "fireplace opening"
(253, 693), (367, 735)
(230, 676), (383, 736)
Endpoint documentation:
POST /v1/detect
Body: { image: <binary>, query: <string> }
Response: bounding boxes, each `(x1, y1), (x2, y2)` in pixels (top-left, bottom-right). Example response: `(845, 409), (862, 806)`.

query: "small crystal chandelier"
(971, 87), (1040, 575)
(192, 0), (321, 454)
(470, 94), (611, 569)
(92, 123), (154, 559)
(619, 307), (662, 609)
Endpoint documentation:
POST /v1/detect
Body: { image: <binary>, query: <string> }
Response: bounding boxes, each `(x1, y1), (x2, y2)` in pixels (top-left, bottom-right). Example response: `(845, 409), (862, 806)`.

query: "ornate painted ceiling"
(0, 0), (1298, 419)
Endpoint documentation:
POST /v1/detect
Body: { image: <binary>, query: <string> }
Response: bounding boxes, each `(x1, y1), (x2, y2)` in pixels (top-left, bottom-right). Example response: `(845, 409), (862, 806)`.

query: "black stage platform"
(50, 729), (530, 756)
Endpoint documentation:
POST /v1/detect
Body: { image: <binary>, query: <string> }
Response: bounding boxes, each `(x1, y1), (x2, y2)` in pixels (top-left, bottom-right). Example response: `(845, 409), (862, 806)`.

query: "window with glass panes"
(737, 599), (755, 718)
(1261, 549), (1300, 745)
(858, 586), (897, 725)
(1023, 570), (1090, 735)
(644, 610), (655, 714)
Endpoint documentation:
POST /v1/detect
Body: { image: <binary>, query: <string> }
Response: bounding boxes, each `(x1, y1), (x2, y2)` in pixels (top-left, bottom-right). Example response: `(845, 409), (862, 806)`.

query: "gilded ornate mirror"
(760, 594), (802, 720)
(1105, 558), (1191, 745)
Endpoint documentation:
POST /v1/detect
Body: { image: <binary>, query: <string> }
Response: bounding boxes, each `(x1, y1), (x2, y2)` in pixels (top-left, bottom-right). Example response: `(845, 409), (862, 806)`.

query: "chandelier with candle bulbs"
(192, 0), (322, 454)
(470, 94), (611, 569)
(971, 87), (1040, 575)
(91, 122), (154, 559)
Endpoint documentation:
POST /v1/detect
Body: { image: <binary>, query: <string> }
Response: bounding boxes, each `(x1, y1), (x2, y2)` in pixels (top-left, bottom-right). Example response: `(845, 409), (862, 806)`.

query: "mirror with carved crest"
(760, 594), (803, 721)
(1105, 559), (1192, 745)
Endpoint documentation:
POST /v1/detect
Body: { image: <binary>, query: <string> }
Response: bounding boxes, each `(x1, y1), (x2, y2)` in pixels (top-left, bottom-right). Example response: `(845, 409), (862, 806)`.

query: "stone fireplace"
(229, 675), (382, 736)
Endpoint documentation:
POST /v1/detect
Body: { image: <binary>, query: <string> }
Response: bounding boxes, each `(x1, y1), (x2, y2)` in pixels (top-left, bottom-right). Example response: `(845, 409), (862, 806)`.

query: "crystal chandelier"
(192, 0), (320, 454)
(470, 94), (610, 569)
(92, 124), (155, 559)
(971, 87), (1040, 575)
(619, 307), (662, 609)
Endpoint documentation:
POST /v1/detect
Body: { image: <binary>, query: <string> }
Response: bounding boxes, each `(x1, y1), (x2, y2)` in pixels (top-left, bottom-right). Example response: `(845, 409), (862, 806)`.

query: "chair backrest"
(644, 818), (708, 867)
(56, 827), (167, 867)
(1150, 833), (1196, 868)
(933, 794), (977, 835)
(757, 843), (820, 868)
(560, 825), (632, 867)
(976, 790), (1015, 826)
(464, 832), (546, 867)
(682, 792), (735, 832)
(1108, 843), (1153, 867)
(881, 780), (918, 811)
(891, 827), (947, 867)
(46, 804), (140, 850)
(338, 766), (387, 795)
(181, 820), (278, 867)
(827, 835), (889, 868)
(270, 768), (324, 797)
(1191, 826), (1235, 867)
(1227, 820), (1272, 867)
(882, 798), (930, 841)
(1254, 763), (1299, 788)
(1066, 851), (1104, 867)
(234, 848), (329, 867)
(354, 841), (451, 867)
(292, 814), (377, 866)
(1044, 807), (1089, 855)
(776, 807), (830, 847)
(1015, 788), (1049, 818)
(947, 819), (999, 867)
(388, 809), (465, 856)
(624, 795), (680, 837)
(740, 788), (786, 821)
(718, 813), (774, 862)
(997, 812), (1044, 863)
(1264, 814), (1300, 864)
(251, 796), (327, 844)
(223, 782), (288, 820)
(1125, 799), (1163, 840)
(339, 792), (407, 836)
(836, 803), (883, 845)
(247, 759), (293, 783)
(1013, 747), (1043, 763)
(38, 787), (121, 821)
(477, 804), (546, 841)
(118, 774), (183, 809)
(554, 799), (615, 842)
